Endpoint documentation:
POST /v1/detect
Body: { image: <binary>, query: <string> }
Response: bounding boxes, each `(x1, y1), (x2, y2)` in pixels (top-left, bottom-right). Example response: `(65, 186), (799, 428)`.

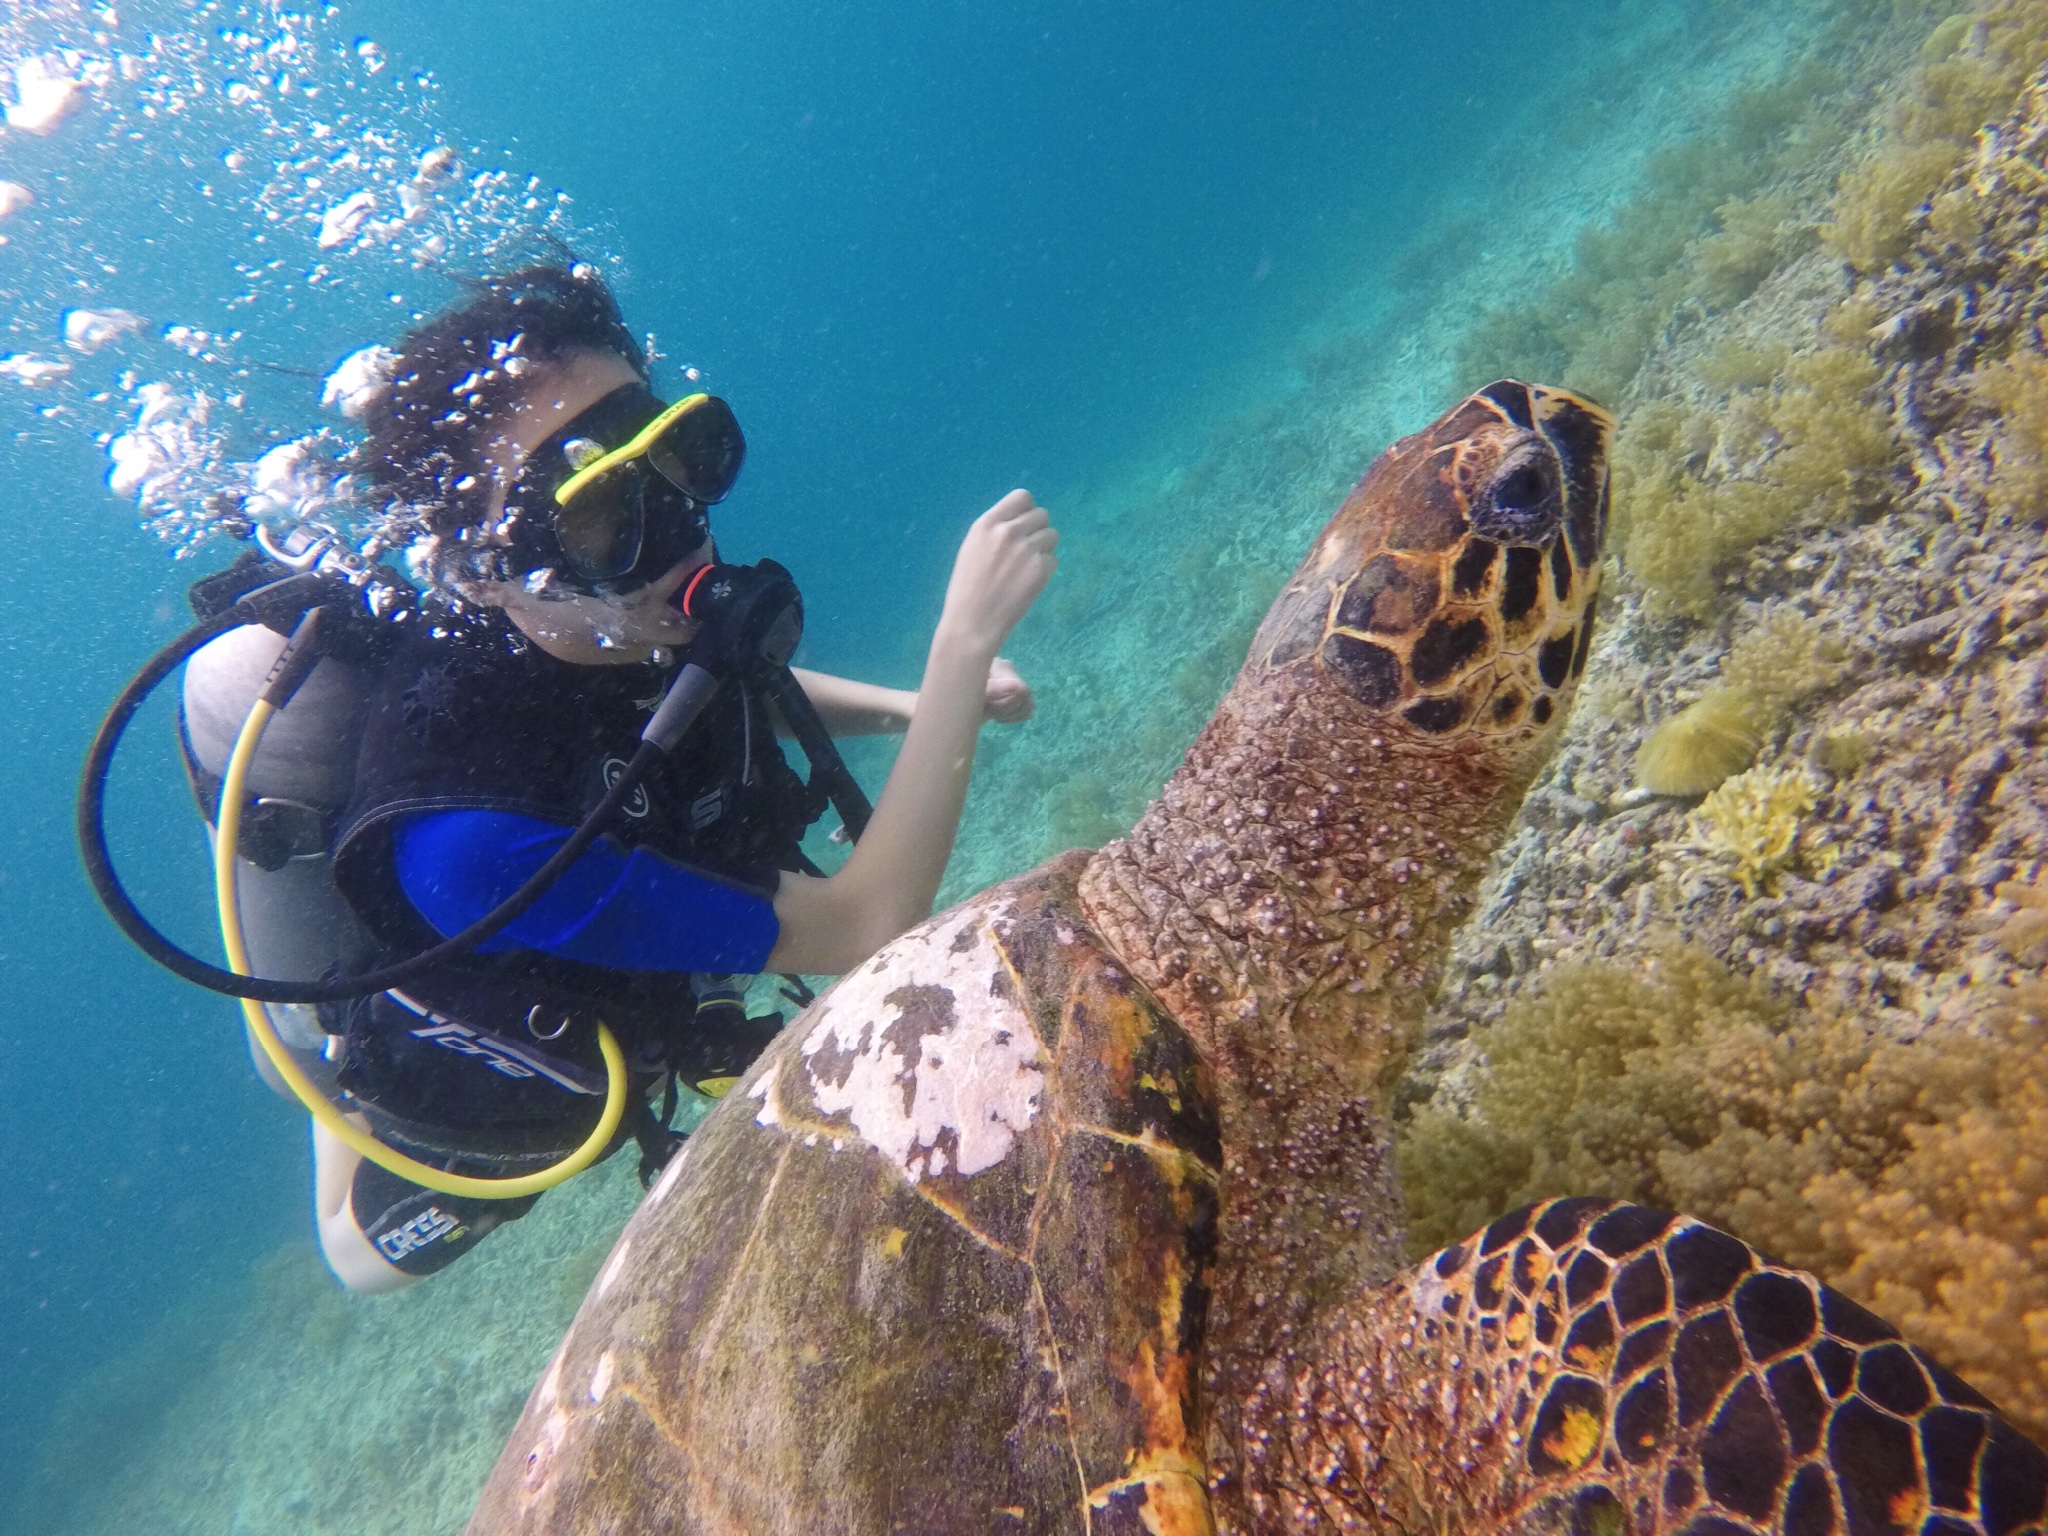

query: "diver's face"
(472, 350), (716, 665)
(492, 540), (715, 664)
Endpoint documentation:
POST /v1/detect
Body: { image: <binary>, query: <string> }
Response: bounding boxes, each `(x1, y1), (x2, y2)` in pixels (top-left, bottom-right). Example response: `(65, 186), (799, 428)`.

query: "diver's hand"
(984, 657), (1034, 724)
(936, 490), (1057, 660)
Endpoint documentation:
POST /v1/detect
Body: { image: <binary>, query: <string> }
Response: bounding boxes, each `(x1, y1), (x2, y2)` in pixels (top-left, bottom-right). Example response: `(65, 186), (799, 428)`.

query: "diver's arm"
(766, 491), (1056, 975)
(783, 658), (1034, 737)
(784, 669), (917, 736)
(393, 810), (779, 974)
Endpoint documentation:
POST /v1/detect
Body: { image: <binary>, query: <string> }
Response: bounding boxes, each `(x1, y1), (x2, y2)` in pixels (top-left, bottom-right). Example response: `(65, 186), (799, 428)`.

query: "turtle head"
(1248, 379), (1612, 756)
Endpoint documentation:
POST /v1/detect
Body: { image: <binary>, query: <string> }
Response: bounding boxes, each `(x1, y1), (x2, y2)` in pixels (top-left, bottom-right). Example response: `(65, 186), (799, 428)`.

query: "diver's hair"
(356, 264), (644, 570)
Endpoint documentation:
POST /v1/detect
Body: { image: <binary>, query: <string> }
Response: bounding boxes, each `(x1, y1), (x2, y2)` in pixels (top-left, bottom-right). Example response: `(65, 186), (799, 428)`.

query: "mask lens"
(553, 466), (645, 581)
(645, 395), (746, 505)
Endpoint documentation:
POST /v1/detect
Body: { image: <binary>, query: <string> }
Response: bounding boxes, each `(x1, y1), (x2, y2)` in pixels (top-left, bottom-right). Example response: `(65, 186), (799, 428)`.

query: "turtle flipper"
(1235, 1198), (2048, 1535)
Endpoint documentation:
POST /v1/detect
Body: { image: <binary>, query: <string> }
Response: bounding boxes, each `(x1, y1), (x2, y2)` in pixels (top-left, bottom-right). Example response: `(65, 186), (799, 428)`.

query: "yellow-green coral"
(1400, 943), (1947, 1267)
(1635, 614), (1850, 796)
(1695, 192), (1816, 309)
(1973, 333), (2048, 522)
(1636, 691), (1764, 795)
(1820, 139), (1965, 271)
(1821, 0), (2048, 269)
(1398, 950), (2048, 1439)
(1721, 609), (1853, 717)
(1699, 339), (1794, 392)
(1615, 341), (1896, 619)
(1684, 763), (1833, 895)
(1802, 983), (2048, 1441)
(1994, 878), (2048, 964)
(1813, 727), (1872, 777)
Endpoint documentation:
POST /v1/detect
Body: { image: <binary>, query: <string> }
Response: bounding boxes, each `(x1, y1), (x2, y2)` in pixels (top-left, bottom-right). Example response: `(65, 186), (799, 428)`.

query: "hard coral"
(1685, 762), (1833, 896)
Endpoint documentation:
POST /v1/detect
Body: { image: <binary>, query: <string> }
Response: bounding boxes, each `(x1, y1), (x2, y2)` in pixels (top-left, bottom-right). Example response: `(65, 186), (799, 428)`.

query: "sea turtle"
(468, 382), (2048, 1535)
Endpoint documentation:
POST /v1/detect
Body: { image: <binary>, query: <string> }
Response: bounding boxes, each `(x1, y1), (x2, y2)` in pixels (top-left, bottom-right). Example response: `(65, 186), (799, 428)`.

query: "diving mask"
(503, 383), (746, 591)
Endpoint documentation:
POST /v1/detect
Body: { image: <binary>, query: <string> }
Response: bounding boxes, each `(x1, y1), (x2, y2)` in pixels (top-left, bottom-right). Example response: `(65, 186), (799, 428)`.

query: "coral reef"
(1974, 333), (2048, 522)
(1633, 610), (1851, 794)
(1682, 763), (1834, 898)
(1722, 607), (1853, 716)
(1994, 877), (2048, 964)
(1820, 0), (2048, 271)
(1634, 689), (1763, 794)
(1614, 343), (1898, 620)
(1822, 140), (1969, 273)
(1398, 947), (2048, 1439)
(1404, 37), (2048, 1445)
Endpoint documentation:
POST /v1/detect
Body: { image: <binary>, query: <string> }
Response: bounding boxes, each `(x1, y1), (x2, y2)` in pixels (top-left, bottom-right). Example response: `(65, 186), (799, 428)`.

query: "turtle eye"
(1495, 463), (1547, 515)
(1471, 446), (1564, 545)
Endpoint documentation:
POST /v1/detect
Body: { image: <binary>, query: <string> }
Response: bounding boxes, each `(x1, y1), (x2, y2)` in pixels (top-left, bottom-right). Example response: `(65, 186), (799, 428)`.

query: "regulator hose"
(214, 685), (628, 1199)
(78, 560), (868, 1004)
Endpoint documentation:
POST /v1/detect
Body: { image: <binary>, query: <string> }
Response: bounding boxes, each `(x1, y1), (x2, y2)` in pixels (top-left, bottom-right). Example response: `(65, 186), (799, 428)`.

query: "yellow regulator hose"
(215, 695), (628, 1199)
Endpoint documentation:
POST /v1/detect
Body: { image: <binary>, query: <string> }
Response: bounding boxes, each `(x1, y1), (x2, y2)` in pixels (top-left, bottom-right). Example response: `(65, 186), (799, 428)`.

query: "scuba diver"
(95, 265), (1055, 1292)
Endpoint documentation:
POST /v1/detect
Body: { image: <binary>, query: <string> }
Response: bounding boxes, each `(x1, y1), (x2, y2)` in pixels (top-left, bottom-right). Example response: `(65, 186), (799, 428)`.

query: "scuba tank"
(181, 611), (378, 1100)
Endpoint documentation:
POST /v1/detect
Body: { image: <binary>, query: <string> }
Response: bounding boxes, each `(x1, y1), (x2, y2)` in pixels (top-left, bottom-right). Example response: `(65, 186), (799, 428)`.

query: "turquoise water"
(0, 0), (1886, 1529)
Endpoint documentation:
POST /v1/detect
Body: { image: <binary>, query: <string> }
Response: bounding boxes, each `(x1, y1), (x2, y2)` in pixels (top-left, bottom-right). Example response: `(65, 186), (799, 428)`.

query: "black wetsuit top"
(326, 612), (820, 1160)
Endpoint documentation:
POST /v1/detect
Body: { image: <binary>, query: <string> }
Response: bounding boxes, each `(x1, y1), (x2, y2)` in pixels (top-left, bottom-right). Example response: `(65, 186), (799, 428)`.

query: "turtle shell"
(468, 851), (1223, 1536)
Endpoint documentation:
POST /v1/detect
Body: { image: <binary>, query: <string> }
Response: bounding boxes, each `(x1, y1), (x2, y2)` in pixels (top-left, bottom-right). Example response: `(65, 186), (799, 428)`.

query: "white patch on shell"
(798, 903), (1043, 1184)
(536, 1344), (565, 1408)
(748, 1068), (782, 1128)
(648, 1142), (689, 1204)
(595, 1237), (632, 1301)
(587, 1349), (616, 1405)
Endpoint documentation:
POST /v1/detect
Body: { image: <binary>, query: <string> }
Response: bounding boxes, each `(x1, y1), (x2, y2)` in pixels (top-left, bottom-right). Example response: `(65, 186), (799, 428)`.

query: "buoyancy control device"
(79, 533), (873, 1197)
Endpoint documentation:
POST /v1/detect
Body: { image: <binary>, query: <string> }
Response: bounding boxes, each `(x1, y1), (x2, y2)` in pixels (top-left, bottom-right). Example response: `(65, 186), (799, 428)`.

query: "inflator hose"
(215, 692), (628, 1199)
(81, 564), (874, 1006)
(81, 582), (681, 1004)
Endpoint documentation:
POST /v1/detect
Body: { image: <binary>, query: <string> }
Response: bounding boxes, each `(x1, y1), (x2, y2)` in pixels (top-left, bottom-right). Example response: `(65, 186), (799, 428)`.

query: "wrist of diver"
(928, 616), (1006, 671)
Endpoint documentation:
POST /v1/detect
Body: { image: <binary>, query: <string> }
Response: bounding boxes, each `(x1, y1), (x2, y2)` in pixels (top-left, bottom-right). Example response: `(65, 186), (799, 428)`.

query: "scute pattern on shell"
(1241, 1198), (2048, 1536)
(1251, 381), (1609, 741)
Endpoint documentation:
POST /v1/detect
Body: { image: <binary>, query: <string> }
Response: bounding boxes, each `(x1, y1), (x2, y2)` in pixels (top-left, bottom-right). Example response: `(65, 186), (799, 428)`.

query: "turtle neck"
(1076, 662), (1529, 1522)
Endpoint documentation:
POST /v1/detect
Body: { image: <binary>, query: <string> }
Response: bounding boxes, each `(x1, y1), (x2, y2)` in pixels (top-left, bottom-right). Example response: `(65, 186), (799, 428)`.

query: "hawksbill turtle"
(468, 382), (2048, 1535)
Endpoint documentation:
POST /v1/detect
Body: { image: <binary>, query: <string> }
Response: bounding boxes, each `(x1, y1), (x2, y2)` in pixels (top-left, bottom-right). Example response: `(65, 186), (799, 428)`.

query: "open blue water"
(0, 0), (1822, 1527)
